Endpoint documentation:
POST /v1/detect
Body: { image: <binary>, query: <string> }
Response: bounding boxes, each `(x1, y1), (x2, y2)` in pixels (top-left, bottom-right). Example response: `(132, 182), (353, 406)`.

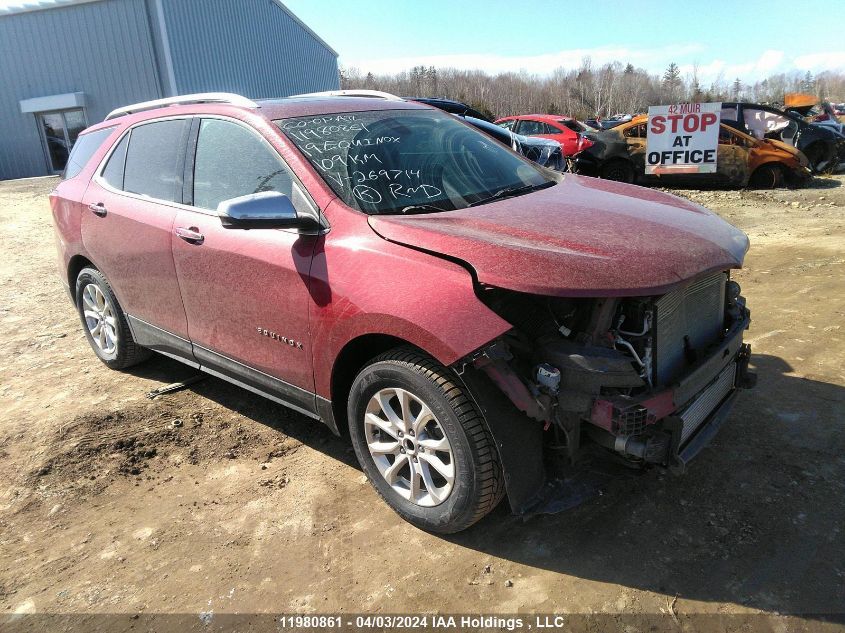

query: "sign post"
(646, 102), (721, 175)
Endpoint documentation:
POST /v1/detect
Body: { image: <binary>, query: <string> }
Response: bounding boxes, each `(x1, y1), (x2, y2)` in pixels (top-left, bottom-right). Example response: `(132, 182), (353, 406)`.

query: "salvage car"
(50, 92), (755, 533)
(407, 100), (565, 171)
(783, 92), (845, 137)
(461, 115), (565, 171)
(407, 96), (492, 121)
(573, 115), (811, 188)
(495, 114), (594, 156)
(721, 101), (845, 173)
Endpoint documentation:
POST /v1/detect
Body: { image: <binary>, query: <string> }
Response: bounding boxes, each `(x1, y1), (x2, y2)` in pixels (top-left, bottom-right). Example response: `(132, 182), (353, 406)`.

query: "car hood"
(368, 175), (749, 297)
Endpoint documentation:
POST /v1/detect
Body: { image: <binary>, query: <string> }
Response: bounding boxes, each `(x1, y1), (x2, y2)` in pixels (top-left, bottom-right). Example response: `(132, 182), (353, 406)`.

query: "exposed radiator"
(679, 362), (736, 443)
(654, 272), (726, 385)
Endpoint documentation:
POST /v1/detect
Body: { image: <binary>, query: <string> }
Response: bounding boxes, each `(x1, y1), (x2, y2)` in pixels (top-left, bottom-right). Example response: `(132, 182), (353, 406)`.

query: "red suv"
(495, 114), (594, 156)
(51, 92), (755, 533)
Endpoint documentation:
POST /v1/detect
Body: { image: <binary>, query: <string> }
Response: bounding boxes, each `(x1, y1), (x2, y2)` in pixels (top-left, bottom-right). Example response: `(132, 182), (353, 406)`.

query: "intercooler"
(653, 272), (726, 386)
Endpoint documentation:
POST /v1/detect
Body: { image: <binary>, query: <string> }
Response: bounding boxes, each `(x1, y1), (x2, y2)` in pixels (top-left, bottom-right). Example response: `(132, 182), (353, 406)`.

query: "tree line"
(340, 61), (845, 120)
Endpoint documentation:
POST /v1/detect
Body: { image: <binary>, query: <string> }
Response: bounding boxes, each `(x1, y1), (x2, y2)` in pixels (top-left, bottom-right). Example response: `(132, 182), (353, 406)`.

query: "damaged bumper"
(589, 311), (754, 471)
(456, 278), (755, 516)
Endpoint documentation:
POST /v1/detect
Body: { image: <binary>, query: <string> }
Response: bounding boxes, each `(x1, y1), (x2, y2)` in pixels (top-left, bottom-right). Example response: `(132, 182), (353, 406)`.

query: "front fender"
(309, 213), (511, 398)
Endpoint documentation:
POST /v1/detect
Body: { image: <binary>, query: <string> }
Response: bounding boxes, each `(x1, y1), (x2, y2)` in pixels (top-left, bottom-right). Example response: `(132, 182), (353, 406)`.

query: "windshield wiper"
(468, 180), (556, 207)
(398, 204), (450, 215)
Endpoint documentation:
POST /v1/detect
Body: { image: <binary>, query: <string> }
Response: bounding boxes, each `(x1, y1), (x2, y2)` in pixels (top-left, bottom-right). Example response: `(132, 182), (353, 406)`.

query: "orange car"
(573, 115), (811, 188)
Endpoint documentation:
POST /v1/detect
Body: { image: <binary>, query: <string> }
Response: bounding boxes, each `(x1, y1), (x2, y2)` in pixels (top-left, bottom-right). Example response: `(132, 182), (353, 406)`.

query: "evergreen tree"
(662, 62), (682, 101)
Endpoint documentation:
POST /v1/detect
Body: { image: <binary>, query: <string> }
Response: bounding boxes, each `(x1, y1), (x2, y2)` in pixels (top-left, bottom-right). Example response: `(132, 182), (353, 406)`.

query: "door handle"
(175, 226), (204, 244)
(88, 203), (107, 217)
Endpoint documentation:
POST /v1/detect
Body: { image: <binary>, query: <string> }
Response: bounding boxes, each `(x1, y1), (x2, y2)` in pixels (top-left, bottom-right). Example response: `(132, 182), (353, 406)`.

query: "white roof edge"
(105, 92), (257, 120)
(0, 0), (102, 17)
(273, 0), (338, 58)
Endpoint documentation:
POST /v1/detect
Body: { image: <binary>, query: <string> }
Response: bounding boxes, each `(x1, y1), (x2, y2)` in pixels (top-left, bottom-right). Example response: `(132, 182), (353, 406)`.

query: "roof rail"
(105, 92), (257, 120)
(288, 89), (405, 102)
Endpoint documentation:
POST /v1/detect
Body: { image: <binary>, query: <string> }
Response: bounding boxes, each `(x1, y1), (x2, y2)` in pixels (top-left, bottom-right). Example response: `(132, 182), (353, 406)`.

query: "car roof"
(499, 114), (574, 123)
(258, 96), (428, 119)
(83, 95), (429, 133)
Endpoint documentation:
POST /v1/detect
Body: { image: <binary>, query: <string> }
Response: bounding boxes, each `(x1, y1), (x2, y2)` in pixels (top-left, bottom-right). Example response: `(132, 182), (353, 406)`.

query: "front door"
(81, 118), (192, 356)
(171, 117), (318, 414)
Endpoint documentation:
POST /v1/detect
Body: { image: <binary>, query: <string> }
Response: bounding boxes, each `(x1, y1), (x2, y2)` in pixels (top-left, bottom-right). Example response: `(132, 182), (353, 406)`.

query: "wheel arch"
(599, 156), (636, 182)
(67, 254), (97, 296)
(747, 161), (785, 189)
(328, 333), (431, 438)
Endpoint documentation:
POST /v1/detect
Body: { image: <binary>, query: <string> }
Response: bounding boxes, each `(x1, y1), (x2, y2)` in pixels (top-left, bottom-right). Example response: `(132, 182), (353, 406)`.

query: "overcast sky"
(285, 0), (843, 84)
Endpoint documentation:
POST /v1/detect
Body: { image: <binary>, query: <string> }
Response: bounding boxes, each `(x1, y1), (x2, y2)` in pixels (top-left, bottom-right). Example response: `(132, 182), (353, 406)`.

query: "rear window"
(122, 119), (189, 202)
(559, 119), (587, 133)
(62, 127), (114, 180)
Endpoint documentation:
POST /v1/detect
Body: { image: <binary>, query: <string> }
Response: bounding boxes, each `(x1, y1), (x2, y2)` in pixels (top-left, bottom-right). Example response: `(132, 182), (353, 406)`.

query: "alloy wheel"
(364, 387), (455, 507)
(81, 283), (118, 355)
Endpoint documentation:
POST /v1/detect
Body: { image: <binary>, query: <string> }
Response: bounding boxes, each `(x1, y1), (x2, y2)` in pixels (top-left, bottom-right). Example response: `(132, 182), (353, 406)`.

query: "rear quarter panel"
(49, 124), (126, 292)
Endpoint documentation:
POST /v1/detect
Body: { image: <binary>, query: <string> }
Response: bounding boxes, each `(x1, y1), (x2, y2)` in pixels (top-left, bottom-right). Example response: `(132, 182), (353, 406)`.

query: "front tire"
(348, 348), (504, 533)
(75, 267), (152, 370)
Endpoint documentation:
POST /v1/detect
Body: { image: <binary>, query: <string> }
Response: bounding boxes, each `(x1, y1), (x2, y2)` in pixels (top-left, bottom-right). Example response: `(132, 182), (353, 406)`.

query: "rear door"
(171, 117), (320, 415)
(81, 118), (193, 358)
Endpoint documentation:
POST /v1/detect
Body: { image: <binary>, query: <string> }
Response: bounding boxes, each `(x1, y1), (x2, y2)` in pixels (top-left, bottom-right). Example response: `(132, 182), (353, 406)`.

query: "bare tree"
(339, 63), (845, 120)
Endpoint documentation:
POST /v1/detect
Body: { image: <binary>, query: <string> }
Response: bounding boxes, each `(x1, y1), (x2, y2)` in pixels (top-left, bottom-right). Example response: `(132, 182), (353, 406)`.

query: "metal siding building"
(0, 0), (339, 180)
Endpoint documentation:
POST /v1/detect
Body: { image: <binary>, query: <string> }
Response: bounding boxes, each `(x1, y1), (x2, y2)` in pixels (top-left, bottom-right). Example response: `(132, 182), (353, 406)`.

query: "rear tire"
(75, 267), (152, 370)
(748, 164), (783, 189)
(348, 347), (504, 533)
(600, 159), (635, 183)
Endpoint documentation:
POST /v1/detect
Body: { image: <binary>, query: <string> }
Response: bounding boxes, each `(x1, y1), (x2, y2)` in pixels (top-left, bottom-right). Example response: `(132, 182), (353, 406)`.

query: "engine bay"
(464, 271), (750, 468)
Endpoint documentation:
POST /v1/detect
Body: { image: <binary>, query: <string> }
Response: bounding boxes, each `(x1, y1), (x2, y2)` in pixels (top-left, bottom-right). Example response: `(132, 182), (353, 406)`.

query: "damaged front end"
(455, 271), (755, 515)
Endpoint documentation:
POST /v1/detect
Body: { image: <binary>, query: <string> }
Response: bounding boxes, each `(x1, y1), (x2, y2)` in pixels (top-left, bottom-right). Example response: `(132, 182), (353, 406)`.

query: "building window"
(37, 109), (87, 174)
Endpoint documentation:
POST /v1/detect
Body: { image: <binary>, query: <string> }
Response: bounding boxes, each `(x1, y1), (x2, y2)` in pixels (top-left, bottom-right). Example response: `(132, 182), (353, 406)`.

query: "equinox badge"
(257, 327), (304, 350)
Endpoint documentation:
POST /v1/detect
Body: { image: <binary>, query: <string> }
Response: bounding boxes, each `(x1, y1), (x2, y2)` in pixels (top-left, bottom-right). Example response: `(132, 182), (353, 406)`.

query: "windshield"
(276, 109), (553, 215)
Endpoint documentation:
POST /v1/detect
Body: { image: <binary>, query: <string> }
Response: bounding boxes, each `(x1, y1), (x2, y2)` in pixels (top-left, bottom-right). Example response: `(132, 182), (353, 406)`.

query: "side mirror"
(217, 191), (310, 228)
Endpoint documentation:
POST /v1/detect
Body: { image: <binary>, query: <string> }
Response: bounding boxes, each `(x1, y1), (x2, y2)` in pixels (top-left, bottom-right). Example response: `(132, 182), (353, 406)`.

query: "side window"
(517, 120), (545, 136)
(624, 123), (647, 138)
(192, 118), (295, 211)
(123, 119), (188, 202)
(718, 127), (745, 146)
(63, 127), (114, 180)
(497, 120), (516, 131)
(101, 132), (129, 190)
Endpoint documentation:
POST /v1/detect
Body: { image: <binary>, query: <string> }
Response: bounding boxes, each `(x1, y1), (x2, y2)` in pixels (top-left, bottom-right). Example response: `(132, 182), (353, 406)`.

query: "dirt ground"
(1, 174), (844, 628)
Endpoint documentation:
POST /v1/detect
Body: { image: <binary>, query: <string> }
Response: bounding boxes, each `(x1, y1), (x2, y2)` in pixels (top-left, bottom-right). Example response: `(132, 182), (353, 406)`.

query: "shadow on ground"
(127, 353), (845, 616)
(125, 354), (357, 469)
